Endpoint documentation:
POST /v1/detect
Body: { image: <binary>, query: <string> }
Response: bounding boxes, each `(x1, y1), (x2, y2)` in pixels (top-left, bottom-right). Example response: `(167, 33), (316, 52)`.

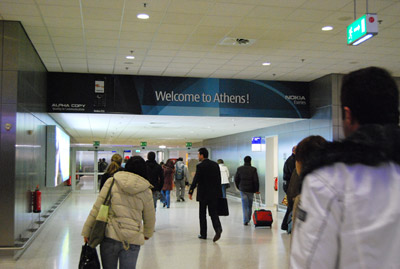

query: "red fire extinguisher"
(274, 177), (278, 191)
(33, 185), (42, 213)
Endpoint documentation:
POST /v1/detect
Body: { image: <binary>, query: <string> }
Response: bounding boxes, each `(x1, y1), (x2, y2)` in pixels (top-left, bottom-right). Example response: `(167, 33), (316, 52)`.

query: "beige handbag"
(88, 178), (114, 248)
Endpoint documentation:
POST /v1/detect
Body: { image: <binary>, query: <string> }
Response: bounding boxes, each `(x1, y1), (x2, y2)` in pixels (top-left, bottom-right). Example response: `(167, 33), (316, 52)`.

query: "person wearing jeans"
(234, 156), (260, 225)
(240, 191), (254, 224)
(82, 156), (155, 269)
(161, 159), (174, 208)
(100, 237), (140, 269)
(161, 190), (170, 208)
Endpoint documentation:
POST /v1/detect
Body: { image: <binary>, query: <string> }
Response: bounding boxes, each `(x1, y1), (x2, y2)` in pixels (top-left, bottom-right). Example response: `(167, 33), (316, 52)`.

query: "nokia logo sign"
(285, 95), (306, 105)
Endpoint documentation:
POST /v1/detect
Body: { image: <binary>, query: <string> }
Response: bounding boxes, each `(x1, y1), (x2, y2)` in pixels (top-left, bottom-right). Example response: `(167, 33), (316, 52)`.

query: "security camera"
(187, 147), (191, 150)
(142, 147), (145, 150)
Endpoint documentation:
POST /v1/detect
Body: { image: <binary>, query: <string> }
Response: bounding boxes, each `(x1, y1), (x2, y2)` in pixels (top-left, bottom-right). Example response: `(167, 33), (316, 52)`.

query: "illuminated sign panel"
(347, 14), (378, 46)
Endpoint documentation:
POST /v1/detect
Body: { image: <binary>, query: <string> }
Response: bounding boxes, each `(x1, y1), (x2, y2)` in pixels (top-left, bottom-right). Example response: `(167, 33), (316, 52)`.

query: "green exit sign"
(347, 14), (378, 46)
(93, 141), (100, 147)
(186, 142), (192, 147)
(140, 141), (147, 147)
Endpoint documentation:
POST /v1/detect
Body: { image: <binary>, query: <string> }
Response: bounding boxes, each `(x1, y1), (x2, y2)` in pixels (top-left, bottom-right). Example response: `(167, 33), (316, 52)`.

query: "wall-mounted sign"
(140, 142), (147, 147)
(186, 142), (192, 148)
(347, 14), (378, 46)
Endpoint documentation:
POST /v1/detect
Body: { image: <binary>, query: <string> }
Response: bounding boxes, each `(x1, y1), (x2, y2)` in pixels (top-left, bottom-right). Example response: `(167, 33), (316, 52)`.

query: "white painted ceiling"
(2, 0), (400, 147)
(49, 113), (302, 147)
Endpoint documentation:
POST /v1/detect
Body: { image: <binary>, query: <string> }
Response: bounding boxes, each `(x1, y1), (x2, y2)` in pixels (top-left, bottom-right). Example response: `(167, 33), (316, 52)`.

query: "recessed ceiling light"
(262, 62), (271, 66)
(159, 145), (166, 149)
(322, 26), (333, 31)
(126, 56), (135, 59)
(137, 13), (149, 19)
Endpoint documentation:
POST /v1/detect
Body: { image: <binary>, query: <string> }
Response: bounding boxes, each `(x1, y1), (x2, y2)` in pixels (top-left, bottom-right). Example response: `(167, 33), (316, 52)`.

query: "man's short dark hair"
(341, 66), (399, 125)
(198, 148), (208, 158)
(147, 151), (156, 161)
(244, 156), (251, 163)
(177, 157), (183, 161)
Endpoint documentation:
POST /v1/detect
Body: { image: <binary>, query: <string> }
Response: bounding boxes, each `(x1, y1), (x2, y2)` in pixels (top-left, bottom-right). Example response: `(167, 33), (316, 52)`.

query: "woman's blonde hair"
(105, 154), (122, 175)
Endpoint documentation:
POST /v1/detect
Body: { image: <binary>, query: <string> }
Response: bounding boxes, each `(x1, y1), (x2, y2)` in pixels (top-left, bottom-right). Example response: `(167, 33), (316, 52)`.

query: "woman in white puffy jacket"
(217, 159), (230, 198)
(82, 156), (155, 269)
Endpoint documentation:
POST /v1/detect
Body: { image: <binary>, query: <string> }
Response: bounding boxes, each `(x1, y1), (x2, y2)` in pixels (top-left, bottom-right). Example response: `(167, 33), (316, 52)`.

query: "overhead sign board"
(140, 141), (147, 147)
(347, 14), (378, 46)
(186, 142), (192, 147)
(93, 141), (100, 147)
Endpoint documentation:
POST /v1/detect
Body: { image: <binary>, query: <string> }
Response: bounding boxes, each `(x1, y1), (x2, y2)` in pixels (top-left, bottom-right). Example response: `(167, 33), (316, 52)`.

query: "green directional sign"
(186, 142), (192, 147)
(140, 141), (147, 147)
(93, 141), (100, 147)
(347, 15), (367, 45)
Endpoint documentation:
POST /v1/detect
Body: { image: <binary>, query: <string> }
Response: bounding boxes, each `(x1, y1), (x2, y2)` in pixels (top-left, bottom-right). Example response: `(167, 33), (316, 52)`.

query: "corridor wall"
(0, 21), (70, 251)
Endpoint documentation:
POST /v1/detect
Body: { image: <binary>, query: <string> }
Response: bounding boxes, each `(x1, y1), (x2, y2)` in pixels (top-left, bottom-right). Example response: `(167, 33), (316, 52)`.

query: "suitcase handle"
(254, 193), (263, 210)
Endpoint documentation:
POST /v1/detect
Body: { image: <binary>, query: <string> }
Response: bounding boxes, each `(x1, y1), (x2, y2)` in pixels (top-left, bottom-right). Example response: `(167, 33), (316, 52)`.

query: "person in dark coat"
(145, 151), (164, 210)
(234, 156), (259, 225)
(282, 146), (296, 231)
(189, 148), (223, 242)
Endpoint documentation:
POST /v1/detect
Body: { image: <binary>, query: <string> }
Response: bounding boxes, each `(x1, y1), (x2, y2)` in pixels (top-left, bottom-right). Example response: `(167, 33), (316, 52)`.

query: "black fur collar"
(302, 124), (400, 179)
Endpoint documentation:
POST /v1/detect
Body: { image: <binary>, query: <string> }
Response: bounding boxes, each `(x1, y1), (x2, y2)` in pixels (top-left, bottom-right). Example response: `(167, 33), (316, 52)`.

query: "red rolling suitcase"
(252, 194), (273, 227)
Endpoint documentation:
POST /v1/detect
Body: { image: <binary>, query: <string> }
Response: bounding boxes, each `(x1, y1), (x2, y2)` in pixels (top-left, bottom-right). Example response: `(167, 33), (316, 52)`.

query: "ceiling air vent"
(218, 37), (256, 46)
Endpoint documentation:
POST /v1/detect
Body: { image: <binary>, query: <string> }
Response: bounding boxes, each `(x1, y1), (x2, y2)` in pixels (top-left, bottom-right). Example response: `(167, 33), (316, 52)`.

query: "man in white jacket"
(290, 67), (400, 268)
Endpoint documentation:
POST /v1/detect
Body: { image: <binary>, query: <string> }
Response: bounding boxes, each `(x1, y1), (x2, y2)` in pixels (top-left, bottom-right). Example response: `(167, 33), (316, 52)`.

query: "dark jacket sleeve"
(283, 155), (295, 193)
(234, 169), (240, 189)
(189, 165), (200, 195)
(253, 168), (259, 192)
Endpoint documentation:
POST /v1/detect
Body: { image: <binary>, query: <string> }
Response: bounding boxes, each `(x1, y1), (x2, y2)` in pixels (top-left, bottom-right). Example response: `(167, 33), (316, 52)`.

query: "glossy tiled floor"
(0, 190), (290, 269)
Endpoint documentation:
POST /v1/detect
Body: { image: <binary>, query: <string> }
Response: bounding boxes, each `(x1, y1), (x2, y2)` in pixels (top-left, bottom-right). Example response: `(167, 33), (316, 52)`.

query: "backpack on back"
(175, 162), (184, 180)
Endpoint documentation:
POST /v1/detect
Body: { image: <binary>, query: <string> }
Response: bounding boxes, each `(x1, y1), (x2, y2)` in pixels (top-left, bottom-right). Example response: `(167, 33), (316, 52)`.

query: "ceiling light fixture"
(262, 62), (271, 66)
(126, 56), (135, 59)
(159, 145), (166, 149)
(322, 26), (333, 31)
(137, 3), (149, 19)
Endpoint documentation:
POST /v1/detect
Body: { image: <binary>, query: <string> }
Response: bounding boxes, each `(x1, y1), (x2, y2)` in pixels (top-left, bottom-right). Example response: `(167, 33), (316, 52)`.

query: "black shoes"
(176, 199), (181, 202)
(244, 222), (249, 226)
(213, 229), (222, 242)
(198, 235), (206, 240)
(181, 198), (185, 202)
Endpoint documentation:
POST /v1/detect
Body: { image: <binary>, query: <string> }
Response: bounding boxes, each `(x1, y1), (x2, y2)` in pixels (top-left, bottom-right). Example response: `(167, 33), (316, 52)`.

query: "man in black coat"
(189, 147), (223, 242)
(282, 146), (296, 231)
(234, 156), (259, 225)
(146, 151), (164, 210)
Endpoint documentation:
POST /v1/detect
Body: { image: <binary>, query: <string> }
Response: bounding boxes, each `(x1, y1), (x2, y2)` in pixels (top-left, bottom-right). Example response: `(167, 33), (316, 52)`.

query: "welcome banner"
(48, 73), (309, 118)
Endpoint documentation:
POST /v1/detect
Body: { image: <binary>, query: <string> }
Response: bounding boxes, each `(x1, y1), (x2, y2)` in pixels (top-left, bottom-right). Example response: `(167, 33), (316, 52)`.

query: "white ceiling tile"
(85, 29), (120, 39)
(0, 3), (40, 16)
(147, 49), (179, 56)
(54, 44), (85, 52)
(59, 57), (87, 64)
(200, 15), (242, 27)
(208, 2), (255, 16)
(84, 19), (121, 31)
(157, 24), (194, 35)
(39, 5), (81, 18)
(167, 0), (213, 14)
(162, 13), (204, 25)
(43, 17), (82, 28)
(82, 0), (125, 9)
(57, 51), (86, 58)
(82, 7), (123, 21)
(52, 37), (84, 46)
(86, 38), (118, 47)
(47, 27), (83, 38)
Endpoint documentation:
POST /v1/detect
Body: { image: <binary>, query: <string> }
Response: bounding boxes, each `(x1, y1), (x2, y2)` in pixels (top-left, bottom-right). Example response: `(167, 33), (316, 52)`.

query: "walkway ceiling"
(1, 0), (399, 147)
